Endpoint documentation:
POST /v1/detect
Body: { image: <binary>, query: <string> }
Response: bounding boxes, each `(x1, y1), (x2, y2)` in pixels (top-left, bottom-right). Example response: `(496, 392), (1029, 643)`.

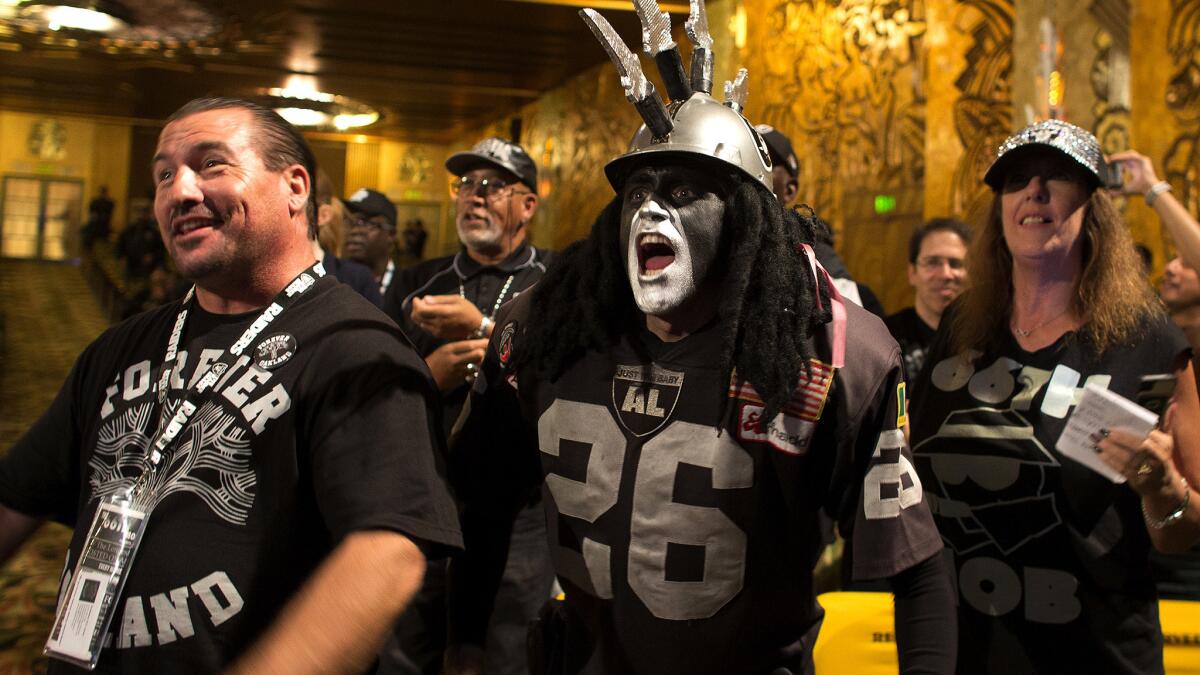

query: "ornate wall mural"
(1089, 0), (1131, 213)
(951, 0), (1013, 226)
(739, 0), (928, 312)
(1166, 0), (1200, 215)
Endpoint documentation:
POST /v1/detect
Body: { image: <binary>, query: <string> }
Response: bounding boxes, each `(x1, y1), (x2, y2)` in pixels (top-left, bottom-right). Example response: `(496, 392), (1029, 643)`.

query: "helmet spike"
(631, 0), (693, 102)
(685, 0), (714, 94)
(724, 68), (748, 113)
(580, 8), (674, 139)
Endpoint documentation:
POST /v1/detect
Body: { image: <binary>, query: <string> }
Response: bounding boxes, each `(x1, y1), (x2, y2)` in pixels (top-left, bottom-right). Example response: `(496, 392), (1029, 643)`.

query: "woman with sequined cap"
(908, 119), (1200, 674)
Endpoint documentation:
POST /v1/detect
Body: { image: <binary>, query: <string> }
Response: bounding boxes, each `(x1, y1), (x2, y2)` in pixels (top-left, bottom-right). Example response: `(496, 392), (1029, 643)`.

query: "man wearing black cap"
(344, 187), (400, 296)
(756, 124), (886, 318)
(378, 137), (554, 675)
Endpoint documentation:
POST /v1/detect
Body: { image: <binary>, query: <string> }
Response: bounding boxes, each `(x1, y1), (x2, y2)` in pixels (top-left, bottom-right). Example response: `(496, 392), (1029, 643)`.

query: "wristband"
(1143, 477), (1189, 529)
(1145, 181), (1172, 207)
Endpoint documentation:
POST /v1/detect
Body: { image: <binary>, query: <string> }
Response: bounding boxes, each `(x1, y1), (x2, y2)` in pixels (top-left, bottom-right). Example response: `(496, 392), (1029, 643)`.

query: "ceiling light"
(333, 112), (378, 130)
(275, 107), (330, 128)
(18, 1), (132, 34)
(258, 87), (381, 131)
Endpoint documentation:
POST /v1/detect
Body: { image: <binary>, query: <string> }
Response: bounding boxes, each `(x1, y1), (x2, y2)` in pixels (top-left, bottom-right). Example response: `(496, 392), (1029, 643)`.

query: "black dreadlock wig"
(516, 180), (832, 424)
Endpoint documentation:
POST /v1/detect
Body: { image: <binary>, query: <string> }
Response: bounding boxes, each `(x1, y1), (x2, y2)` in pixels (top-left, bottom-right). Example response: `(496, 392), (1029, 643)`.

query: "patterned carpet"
(0, 259), (108, 675)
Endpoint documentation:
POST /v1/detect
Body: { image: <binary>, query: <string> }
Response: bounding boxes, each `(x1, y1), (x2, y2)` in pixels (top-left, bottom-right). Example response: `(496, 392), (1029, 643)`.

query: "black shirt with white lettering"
(909, 310), (1188, 674)
(449, 292), (941, 674)
(0, 276), (462, 673)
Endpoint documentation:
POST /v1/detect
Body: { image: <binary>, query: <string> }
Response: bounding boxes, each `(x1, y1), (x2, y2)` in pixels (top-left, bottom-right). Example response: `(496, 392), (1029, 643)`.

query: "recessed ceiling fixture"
(18, 1), (133, 34)
(4, 0), (239, 48)
(260, 87), (381, 131)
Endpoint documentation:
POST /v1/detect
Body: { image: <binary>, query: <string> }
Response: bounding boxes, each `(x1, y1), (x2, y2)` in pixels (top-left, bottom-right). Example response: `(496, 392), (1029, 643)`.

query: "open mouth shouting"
(637, 232), (676, 276)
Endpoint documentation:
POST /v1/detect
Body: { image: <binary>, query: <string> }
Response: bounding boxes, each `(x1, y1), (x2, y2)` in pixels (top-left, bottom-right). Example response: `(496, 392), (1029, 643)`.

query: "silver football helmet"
(581, 0), (773, 191)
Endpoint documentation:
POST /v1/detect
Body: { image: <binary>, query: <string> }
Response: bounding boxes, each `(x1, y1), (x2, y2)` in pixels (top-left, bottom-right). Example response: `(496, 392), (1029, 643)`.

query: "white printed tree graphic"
(90, 400), (256, 525)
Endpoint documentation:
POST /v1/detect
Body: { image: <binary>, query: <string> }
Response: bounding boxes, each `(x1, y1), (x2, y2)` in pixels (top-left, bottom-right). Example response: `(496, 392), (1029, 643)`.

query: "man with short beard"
(377, 137), (555, 675)
(444, 4), (954, 672)
(0, 97), (460, 673)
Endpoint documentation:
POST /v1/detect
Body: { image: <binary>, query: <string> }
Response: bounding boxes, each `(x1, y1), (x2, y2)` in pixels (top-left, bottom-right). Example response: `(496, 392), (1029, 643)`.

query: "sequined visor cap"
(983, 119), (1103, 191)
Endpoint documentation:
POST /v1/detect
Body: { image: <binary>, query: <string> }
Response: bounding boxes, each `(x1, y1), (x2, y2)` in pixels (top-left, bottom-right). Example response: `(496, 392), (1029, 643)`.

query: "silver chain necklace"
(461, 274), (516, 320)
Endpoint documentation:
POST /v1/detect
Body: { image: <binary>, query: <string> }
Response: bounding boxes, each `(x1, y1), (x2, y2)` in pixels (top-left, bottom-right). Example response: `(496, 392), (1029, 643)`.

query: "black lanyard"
(132, 262), (326, 499)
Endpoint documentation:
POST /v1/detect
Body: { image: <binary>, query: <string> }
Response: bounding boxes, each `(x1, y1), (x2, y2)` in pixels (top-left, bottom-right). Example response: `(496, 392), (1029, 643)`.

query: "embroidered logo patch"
(498, 321), (517, 366)
(611, 364), (684, 436)
(254, 334), (297, 370)
(896, 381), (908, 429)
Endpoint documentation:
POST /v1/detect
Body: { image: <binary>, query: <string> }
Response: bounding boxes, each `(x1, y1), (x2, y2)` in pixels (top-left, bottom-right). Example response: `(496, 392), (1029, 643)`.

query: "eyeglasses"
(450, 175), (528, 200)
(351, 215), (394, 232)
(916, 256), (966, 271)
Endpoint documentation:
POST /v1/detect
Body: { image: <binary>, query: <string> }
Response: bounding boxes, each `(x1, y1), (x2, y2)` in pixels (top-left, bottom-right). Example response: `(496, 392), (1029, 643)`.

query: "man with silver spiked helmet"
(445, 1), (955, 673)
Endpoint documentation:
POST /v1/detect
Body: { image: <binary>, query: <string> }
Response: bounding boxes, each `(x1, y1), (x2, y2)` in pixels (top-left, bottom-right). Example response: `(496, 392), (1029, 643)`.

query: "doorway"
(0, 175), (84, 260)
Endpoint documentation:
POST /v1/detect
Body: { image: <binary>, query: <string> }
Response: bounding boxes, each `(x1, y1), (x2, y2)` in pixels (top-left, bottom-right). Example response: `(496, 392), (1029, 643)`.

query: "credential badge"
(611, 363), (685, 436)
(254, 334), (297, 370)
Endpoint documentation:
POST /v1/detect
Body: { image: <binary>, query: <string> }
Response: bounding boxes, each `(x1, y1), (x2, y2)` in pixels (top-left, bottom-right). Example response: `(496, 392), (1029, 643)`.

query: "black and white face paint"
(620, 164), (728, 317)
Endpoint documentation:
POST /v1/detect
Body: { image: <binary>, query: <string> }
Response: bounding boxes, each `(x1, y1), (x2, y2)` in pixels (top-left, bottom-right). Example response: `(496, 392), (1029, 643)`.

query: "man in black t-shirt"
(884, 218), (970, 389)
(377, 137), (554, 675)
(0, 97), (461, 673)
(445, 7), (954, 673)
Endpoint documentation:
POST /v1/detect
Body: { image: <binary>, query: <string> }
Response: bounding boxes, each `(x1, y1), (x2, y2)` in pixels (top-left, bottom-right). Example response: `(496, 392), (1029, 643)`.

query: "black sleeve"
(447, 303), (542, 647)
(888, 551), (957, 674)
(302, 325), (462, 555)
(835, 347), (942, 581)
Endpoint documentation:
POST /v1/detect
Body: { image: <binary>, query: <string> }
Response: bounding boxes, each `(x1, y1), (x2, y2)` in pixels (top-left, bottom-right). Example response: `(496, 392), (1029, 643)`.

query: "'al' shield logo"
(610, 364), (684, 436)
(255, 334), (297, 370)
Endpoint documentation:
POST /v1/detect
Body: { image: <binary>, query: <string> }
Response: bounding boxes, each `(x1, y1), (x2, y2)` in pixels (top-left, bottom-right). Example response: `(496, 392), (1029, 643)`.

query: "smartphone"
(1101, 161), (1125, 189)
(1135, 373), (1177, 418)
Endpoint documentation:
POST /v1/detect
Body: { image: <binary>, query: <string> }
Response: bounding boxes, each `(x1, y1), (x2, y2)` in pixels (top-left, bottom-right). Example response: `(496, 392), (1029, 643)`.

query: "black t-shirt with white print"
(909, 310), (1188, 675)
(0, 276), (462, 674)
(451, 292), (941, 675)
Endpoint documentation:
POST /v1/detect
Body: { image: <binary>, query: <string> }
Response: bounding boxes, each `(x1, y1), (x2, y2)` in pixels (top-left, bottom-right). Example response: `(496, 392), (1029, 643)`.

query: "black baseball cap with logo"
(344, 188), (397, 228)
(754, 124), (799, 179)
(445, 137), (539, 195)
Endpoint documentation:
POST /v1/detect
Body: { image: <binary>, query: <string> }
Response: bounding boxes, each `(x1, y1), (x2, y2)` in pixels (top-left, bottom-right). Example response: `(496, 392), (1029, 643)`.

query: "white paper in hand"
(1056, 383), (1158, 483)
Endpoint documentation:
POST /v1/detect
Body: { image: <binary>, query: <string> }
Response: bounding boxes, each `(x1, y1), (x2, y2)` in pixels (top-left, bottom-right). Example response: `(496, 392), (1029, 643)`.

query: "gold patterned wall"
(448, 0), (1014, 313)
(732, 0), (929, 312)
(443, 0), (1196, 309)
(1131, 0), (1200, 271)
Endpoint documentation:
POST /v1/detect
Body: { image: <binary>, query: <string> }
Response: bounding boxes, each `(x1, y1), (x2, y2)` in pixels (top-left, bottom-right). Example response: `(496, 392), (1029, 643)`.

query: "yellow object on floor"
(812, 592), (1200, 674)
